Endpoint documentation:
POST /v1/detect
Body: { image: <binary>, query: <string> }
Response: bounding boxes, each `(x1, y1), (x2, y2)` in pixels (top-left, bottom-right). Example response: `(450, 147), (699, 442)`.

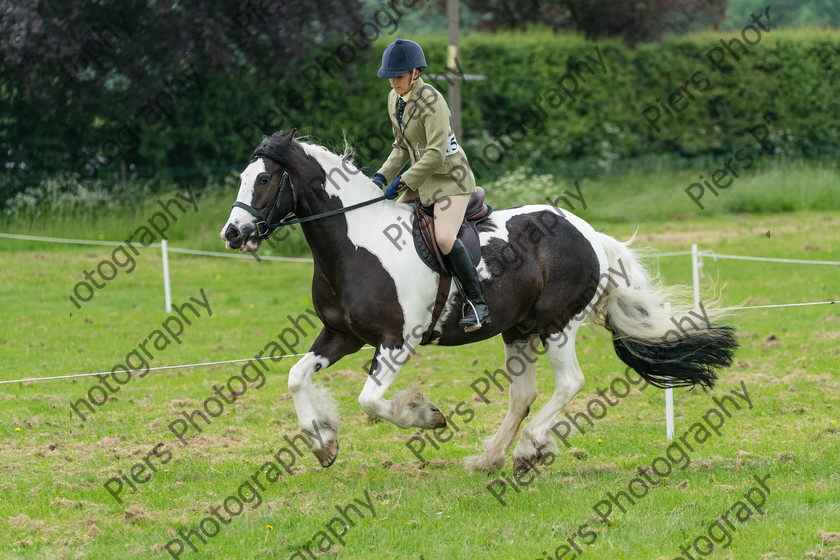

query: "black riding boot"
(446, 239), (491, 332)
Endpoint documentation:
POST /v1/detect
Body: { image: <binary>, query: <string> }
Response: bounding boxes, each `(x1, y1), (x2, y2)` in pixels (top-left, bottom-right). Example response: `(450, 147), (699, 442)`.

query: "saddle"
(411, 188), (493, 345)
(412, 187), (492, 276)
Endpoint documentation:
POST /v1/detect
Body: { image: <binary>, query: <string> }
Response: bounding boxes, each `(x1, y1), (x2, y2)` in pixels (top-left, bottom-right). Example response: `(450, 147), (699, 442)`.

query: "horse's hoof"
(314, 439), (339, 468)
(513, 456), (538, 476)
(430, 406), (447, 429)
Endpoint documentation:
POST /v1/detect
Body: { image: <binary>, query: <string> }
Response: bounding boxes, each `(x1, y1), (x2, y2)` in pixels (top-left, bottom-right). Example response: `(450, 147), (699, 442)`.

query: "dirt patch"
(820, 532), (840, 543)
(124, 505), (151, 523)
(50, 498), (84, 509)
(7, 513), (46, 531)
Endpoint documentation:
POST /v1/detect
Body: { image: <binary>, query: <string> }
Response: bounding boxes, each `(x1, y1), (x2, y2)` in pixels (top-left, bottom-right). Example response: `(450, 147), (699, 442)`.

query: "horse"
(220, 130), (738, 473)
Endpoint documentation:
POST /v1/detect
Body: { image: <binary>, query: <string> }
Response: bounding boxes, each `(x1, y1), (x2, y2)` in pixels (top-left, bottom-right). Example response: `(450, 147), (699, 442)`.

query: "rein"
(232, 169), (387, 239)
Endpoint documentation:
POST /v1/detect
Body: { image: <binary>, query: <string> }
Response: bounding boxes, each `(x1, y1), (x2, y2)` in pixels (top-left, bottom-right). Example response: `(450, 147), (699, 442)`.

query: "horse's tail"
(590, 233), (738, 389)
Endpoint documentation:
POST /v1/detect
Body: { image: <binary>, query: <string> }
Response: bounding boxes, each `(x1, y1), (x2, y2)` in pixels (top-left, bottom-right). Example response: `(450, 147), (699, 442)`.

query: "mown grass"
(0, 176), (838, 558)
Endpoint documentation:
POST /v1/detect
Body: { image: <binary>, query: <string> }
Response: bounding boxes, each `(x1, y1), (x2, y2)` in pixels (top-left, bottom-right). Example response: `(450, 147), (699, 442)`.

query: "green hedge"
(2, 27), (839, 205)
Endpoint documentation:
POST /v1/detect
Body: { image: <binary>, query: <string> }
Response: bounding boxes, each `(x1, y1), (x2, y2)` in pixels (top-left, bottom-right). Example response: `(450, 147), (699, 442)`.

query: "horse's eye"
(259, 176), (269, 185)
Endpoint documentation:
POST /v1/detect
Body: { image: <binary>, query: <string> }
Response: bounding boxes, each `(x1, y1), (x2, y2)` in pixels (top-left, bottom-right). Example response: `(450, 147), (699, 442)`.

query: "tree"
(456, 0), (726, 45)
(0, 0), (364, 183)
(0, 0), (364, 105)
(723, 0), (840, 29)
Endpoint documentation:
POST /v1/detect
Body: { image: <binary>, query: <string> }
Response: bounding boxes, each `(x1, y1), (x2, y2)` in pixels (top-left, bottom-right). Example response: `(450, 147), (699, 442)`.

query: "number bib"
(445, 133), (460, 156)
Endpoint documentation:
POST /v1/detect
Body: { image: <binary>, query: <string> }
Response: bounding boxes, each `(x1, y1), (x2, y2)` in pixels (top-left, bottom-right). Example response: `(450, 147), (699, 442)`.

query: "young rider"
(371, 38), (491, 333)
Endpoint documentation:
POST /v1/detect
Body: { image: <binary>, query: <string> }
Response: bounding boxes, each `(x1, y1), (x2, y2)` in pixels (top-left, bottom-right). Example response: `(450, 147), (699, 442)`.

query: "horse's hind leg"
(465, 334), (539, 472)
(512, 324), (585, 473)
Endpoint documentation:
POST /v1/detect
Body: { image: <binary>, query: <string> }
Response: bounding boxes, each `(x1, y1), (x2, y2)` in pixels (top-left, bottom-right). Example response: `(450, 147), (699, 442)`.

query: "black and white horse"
(221, 130), (737, 472)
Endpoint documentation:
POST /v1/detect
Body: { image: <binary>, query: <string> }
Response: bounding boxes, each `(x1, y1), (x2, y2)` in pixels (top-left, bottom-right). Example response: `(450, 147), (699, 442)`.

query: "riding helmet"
(377, 39), (427, 78)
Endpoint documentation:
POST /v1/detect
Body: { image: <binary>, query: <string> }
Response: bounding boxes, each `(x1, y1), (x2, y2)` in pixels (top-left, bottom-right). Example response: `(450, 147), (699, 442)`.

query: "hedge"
(2, 26), (839, 204)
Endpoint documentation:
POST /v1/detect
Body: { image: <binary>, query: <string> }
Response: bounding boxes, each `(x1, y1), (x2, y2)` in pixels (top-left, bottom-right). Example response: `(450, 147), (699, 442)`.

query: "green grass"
(2, 155), (839, 258)
(488, 154), (840, 224)
(0, 183), (839, 558)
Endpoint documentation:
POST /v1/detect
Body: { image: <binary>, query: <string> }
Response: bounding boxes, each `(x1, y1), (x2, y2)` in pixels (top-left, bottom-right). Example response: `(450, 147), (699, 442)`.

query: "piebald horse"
(221, 130), (737, 473)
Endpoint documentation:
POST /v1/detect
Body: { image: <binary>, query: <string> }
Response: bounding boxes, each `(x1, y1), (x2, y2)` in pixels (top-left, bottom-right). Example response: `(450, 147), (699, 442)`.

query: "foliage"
(0, 0), (364, 181)
(723, 0), (840, 29)
(3, 26), (840, 209)
(453, 0), (726, 44)
(0, 0), (364, 103)
(2, 173), (152, 216)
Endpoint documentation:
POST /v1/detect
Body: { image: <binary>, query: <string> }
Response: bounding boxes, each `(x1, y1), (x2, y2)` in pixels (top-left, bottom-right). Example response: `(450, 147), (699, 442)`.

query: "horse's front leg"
(357, 342), (447, 430)
(288, 328), (363, 468)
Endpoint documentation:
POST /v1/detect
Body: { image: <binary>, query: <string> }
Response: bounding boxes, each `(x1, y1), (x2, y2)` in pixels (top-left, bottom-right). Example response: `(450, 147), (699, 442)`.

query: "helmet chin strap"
(400, 69), (420, 101)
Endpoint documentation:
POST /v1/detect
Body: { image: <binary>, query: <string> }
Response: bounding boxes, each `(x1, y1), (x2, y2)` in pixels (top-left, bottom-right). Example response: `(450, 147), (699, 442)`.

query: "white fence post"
(161, 239), (172, 313)
(664, 301), (674, 441)
(691, 243), (701, 310)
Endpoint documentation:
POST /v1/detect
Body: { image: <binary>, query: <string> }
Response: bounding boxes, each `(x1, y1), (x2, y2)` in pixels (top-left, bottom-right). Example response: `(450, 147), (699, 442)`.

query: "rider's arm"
(400, 87), (448, 190)
(377, 139), (410, 184)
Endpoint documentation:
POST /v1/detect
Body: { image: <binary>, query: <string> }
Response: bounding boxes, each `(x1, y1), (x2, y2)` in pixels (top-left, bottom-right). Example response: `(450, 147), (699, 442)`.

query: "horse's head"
(221, 129), (305, 252)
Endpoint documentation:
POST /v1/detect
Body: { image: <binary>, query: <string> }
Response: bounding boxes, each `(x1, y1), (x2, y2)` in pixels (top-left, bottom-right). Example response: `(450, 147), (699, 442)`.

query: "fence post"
(664, 301), (674, 441)
(161, 240), (172, 312)
(691, 243), (701, 309)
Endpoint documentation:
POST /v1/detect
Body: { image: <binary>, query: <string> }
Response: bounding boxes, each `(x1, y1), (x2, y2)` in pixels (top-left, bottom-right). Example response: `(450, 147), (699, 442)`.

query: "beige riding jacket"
(376, 78), (476, 206)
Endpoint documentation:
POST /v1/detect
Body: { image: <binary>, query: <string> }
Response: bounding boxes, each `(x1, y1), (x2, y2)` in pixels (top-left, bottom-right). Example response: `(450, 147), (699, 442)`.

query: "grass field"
(1, 171), (839, 558)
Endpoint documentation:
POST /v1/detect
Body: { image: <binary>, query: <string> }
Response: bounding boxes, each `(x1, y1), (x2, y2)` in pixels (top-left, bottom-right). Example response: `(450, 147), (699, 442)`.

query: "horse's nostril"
(225, 225), (240, 241)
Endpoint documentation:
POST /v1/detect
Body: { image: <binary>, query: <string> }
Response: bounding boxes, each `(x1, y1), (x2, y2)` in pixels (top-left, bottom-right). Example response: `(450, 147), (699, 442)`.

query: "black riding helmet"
(377, 38), (427, 78)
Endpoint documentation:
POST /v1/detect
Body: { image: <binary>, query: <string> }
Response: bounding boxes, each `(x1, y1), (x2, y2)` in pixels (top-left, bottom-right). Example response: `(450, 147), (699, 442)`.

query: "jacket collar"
(394, 77), (429, 130)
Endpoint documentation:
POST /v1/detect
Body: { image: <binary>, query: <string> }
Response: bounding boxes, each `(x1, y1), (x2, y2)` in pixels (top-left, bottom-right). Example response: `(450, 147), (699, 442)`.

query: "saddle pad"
(411, 199), (486, 276)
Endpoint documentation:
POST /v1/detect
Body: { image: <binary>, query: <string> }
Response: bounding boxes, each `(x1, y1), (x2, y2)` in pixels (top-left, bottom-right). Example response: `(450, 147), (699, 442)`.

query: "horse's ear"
(283, 128), (297, 143)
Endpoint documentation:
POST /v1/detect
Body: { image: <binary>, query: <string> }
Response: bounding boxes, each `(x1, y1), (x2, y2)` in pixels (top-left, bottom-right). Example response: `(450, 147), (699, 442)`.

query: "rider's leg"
(434, 194), (491, 332)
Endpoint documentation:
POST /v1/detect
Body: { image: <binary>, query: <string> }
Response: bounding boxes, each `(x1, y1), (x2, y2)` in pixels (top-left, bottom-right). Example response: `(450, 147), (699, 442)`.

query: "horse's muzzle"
(224, 223), (260, 252)
(224, 223), (244, 249)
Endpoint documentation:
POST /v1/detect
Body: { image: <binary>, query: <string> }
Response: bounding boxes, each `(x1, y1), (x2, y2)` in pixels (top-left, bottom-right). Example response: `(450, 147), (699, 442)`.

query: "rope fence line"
(0, 232), (126, 247)
(0, 300), (835, 387)
(0, 348), (377, 386)
(3, 231), (837, 266)
(0, 232), (314, 263)
(651, 251), (692, 257)
(719, 300), (837, 312)
(702, 251), (840, 266)
(165, 247), (313, 263)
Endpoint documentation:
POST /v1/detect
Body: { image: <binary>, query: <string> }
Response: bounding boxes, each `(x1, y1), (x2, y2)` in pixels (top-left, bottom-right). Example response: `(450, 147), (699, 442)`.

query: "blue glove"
(385, 176), (406, 200)
(371, 173), (386, 189)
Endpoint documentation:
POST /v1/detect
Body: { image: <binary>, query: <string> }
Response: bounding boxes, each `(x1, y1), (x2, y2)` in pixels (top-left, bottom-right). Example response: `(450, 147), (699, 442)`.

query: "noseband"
(232, 164), (387, 240)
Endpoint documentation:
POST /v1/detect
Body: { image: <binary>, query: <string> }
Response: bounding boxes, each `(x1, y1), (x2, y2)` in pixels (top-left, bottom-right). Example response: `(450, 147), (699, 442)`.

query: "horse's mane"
(298, 137), (384, 199)
(253, 131), (326, 181)
(300, 139), (360, 174)
(253, 130), (382, 200)
(253, 131), (356, 168)
(252, 131), (289, 163)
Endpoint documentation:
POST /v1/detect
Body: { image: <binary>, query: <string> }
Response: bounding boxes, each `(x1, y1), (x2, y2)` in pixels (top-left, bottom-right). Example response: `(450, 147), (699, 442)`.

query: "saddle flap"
(412, 198), (483, 275)
(465, 187), (492, 222)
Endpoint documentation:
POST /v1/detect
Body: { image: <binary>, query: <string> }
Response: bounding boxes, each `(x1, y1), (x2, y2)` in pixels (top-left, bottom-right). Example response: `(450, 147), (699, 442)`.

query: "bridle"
(231, 160), (387, 240)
